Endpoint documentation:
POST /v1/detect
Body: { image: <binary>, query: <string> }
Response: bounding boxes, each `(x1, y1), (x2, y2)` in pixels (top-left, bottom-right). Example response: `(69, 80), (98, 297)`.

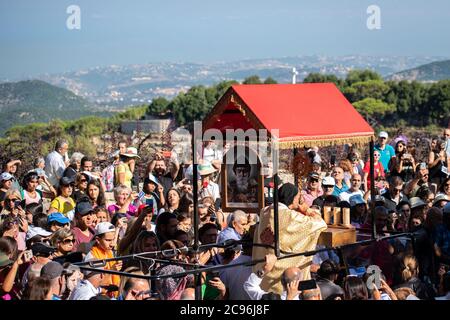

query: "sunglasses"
(323, 185), (334, 189)
(60, 238), (75, 244)
(309, 178), (319, 183)
(80, 179), (87, 183)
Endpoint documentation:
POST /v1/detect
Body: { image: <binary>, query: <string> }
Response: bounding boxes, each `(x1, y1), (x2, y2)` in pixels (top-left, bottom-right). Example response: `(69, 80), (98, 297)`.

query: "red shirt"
(363, 161), (385, 190)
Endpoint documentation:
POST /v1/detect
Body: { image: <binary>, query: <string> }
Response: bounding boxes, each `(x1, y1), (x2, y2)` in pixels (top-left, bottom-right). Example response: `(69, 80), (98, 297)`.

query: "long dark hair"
(178, 193), (194, 215)
(87, 179), (106, 207)
(343, 276), (368, 300)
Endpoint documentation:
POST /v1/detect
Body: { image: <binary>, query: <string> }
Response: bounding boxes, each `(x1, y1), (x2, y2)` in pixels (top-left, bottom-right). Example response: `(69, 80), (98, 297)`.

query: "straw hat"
(198, 163), (217, 176)
(120, 147), (141, 159)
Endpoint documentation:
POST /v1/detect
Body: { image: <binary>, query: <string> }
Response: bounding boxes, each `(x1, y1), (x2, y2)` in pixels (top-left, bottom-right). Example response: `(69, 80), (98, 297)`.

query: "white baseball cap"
(322, 176), (335, 186)
(95, 222), (116, 236)
(379, 131), (388, 139)
(0, 172), (14, 182)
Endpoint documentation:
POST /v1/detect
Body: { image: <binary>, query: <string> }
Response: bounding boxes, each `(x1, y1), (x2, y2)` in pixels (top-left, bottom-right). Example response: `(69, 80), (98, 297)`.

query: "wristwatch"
(256, 269), (265, 278)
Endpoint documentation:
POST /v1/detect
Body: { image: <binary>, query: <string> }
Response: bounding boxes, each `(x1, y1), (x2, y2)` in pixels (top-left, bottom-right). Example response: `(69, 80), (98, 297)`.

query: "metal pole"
(370, 139), (376, 239)
(192, 129), (201, 300)
(293, 148), (298, 187)
(273, 141), (280, 258)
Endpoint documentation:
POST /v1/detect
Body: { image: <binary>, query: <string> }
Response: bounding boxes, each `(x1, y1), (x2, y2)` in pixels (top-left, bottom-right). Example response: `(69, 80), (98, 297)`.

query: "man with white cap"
(84, 222), (122, 298)
(375, 131), (395, 174)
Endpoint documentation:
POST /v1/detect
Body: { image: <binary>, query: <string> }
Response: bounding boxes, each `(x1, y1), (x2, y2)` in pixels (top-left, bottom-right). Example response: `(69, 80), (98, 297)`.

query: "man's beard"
(236, 177), (249, 192)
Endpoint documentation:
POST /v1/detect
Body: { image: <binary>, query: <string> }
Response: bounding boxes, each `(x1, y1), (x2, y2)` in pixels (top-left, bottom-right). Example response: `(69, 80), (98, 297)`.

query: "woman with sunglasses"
(0, 190), (26, 219)
(389, 140), (417, 183)
(73, 173), (90, 203)
(362, 150), (385, 192)
(436, 177), (450, 198)
(21, 172), (43, 206)
(50, 228), (75, 257)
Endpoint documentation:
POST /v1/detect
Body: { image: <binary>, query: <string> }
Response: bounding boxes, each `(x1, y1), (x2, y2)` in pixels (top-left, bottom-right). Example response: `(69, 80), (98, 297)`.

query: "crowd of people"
(1, 127), (450, 301)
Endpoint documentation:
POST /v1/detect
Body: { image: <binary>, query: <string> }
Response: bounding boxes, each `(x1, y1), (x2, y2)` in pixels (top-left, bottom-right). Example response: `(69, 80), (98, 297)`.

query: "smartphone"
(23, 249), (33, 262)
(14, 200), (22, 207)
(146, 198), (154, 208)
(298, 279), (317, 291)
(330, 155), (336, 166)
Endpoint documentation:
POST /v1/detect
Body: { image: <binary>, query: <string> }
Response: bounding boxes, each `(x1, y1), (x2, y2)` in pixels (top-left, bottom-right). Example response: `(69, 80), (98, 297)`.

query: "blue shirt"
(374, 144), (395, 173)
(217, 227), (241, 244)
(332, 182), (349, 197)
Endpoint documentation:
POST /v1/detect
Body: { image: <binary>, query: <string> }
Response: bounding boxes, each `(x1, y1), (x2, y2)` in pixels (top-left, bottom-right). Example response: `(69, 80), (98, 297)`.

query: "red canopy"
(203, 83), (374, 148)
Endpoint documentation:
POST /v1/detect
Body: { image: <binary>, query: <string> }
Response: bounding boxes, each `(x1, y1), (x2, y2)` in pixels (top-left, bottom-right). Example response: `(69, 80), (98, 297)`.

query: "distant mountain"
(0, 80), (112, 135)
(387, 60), (450, 82)
(29, 55), (446, 108)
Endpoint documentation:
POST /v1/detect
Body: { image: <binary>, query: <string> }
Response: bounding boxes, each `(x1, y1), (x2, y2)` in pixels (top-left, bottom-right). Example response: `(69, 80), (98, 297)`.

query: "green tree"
(345, 70), (382, 86)
(427, 80), (450, 126)
(148, 97), (170, 115)
(242, 75), (262, 84)
(344, 80), (389, 102)
(303, 73), (344, 88)
(264, 77), (278, 84)
(353, 98), (396, 119)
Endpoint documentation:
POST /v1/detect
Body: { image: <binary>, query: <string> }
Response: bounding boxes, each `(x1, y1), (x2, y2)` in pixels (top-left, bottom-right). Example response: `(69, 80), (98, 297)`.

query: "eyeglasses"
(427, 198), (435, 203)
(323, 185), (334, 189)
(445, 184), (450, 187)
(60, 238), (75, 244)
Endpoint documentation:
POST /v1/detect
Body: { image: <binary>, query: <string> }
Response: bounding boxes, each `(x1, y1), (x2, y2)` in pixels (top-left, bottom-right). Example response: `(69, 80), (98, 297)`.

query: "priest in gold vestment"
(252, 183), (327, 294)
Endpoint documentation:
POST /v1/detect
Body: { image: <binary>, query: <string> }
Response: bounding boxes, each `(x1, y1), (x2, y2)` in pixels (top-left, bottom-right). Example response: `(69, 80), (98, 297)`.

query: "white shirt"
(219, 254), (252, 300)
(69, 279), (101, 300)
(199, 181), (220, 201)
(339, 190), (364, 203)
(203, 146), (223, 165)
(45, 151), (66, 187)
(243, 272), (299, 300)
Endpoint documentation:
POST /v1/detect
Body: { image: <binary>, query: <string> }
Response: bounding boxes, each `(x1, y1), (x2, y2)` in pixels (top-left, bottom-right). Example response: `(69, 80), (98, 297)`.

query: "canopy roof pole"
(192, 131), (201, 300)
(370, 139), (376, 239)
(273, 139), (280, 257)
(293, 148), (299, 187)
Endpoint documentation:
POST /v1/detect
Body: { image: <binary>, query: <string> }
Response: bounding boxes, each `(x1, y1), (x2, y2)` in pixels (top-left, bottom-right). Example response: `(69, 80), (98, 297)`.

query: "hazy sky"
(1, 0), (450, 79)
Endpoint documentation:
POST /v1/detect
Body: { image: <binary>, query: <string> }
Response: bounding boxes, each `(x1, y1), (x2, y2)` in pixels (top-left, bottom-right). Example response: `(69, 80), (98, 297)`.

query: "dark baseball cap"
(41, 261), (64, 279)
(60, 176), (75, 186)
(32, 242), (57, 257)
(75, 201), (94, 216)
